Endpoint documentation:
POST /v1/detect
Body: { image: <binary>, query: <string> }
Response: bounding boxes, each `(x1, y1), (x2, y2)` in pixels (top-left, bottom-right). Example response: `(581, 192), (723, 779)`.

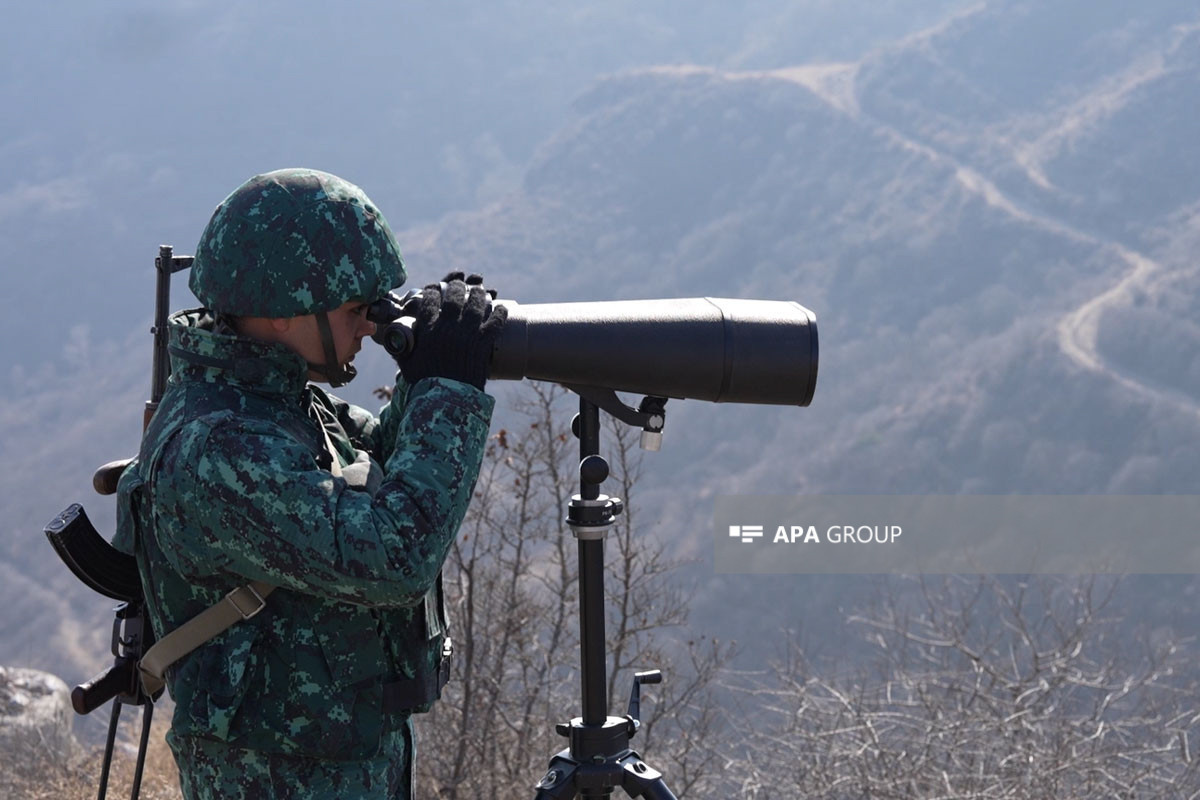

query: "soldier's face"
(284, 300), (377, 381)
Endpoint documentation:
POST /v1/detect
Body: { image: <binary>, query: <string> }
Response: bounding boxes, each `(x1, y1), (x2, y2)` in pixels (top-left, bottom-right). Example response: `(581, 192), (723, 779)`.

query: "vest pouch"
(311, 601), (389, 689)
(191, 622), (261, 742)
(278, 600), (391, 758)
(193, 597), (391, 758)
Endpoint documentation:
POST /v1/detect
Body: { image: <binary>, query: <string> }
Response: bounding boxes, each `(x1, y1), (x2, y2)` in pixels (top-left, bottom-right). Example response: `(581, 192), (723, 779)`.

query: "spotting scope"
(368, 293), (818, 406)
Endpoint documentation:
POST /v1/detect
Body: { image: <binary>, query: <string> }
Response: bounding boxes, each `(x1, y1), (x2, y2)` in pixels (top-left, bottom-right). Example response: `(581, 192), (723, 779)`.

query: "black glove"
(396, 277), (506, 390)
(441, 271), (497, 299)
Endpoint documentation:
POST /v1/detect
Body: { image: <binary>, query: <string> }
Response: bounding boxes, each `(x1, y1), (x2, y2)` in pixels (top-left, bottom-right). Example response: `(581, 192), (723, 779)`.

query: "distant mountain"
(0, 0), (969, 377)
(412, 9), (1200, 499)
(3, 0), (1198, 685)
(396, 0), (1200, 658)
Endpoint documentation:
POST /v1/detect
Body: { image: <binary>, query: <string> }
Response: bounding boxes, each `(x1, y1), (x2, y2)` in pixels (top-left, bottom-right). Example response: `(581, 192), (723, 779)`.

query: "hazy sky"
(1, 0), (977, 382)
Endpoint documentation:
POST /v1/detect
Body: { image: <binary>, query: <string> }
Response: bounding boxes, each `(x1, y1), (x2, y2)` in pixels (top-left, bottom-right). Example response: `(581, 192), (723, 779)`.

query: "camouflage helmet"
(189, 168), (406, 317)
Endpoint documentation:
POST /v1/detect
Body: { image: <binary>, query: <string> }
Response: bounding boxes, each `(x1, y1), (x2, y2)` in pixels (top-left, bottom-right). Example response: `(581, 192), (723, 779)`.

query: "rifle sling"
(138, 581), (275, 696)
(137, 420), (348, 695)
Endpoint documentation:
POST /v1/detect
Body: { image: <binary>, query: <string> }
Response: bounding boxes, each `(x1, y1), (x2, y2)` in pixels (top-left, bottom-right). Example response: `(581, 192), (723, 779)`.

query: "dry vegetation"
(16, 387), (1198, 798)
(730, 575), (1200, 799)
(1, 713), (180, 800)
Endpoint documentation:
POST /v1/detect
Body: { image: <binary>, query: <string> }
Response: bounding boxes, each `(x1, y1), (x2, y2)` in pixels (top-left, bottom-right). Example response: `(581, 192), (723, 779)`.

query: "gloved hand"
(440, 271), (497, 299)
(396, 275), (506, 390)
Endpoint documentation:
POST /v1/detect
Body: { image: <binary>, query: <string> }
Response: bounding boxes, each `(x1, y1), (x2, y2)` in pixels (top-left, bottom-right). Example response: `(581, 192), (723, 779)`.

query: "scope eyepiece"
(367, 290), (420, 358)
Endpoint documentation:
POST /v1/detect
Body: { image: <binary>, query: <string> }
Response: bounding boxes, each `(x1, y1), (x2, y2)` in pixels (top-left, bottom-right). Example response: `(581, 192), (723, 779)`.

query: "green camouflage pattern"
(112, 309), (493, 790)
(172, 722), (413, 799)
(190, 169), (406, 317)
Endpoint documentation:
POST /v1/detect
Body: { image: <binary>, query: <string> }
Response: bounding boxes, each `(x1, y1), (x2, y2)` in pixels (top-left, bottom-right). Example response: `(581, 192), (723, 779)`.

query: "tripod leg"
(619, 753), (678, 800)
(533, 752), (580, 799)
(634, 781), (678, 800)
(97, 698), (123, 800)
(129, 701), (154, 800)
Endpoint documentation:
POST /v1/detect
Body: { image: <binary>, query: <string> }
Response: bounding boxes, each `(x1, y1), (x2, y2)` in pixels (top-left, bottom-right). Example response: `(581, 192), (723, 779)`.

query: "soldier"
(111, 168), (505, 798)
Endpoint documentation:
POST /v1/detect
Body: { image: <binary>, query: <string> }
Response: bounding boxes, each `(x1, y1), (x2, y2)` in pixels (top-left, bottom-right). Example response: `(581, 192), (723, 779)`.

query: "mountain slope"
(4, 0), (1198, 681)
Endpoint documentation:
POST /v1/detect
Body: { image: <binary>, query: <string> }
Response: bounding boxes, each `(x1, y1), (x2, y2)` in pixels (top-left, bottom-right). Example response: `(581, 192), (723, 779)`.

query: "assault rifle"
(45, 245), (191, 800)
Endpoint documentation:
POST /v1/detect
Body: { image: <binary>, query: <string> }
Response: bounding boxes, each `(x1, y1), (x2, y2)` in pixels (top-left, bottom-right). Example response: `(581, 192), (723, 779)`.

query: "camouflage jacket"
(112, 309), (494, 758)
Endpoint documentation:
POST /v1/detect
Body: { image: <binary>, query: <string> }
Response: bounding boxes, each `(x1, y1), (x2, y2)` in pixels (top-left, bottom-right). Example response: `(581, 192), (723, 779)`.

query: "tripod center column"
(574, 398), (609, 726)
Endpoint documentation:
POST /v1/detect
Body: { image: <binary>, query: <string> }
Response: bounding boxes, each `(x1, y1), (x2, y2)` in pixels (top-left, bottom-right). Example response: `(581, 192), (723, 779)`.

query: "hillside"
(0, 0), (970, 377)
(397, 2), (1200, 655)
(3, 0), (1199, 694)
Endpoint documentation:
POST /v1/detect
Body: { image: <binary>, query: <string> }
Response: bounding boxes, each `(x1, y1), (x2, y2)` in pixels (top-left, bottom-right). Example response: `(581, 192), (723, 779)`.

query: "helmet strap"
(308, 311), (356, 388)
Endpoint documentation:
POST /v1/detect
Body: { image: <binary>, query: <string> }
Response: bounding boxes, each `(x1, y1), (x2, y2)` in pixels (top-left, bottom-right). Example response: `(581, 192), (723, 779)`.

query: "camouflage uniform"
(112, 170), (497, 798)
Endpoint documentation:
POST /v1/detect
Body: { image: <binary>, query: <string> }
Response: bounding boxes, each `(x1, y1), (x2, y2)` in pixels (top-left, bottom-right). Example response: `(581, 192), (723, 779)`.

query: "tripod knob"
(627, 669), (663, 731)
(640, 429), (663, 451)
(580, 455), (608, 485)
(566, 493), (624, 539)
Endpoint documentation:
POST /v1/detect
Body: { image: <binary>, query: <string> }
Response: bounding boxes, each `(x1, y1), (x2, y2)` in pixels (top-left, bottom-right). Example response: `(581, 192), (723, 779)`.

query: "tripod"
(532, 388), (678, 800)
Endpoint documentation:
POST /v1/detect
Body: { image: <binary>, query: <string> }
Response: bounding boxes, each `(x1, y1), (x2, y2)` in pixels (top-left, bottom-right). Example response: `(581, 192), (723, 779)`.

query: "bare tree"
(416, 384), (733, 797)
(730, 575), (1200, 799)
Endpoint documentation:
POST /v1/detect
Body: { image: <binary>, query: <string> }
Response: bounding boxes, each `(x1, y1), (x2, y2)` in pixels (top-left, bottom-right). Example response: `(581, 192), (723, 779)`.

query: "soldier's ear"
(268, 317), (294, 333)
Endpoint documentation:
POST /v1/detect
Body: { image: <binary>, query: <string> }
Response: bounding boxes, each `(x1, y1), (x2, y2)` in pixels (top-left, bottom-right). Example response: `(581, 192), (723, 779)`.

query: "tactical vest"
(115, 320), (458, 759)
